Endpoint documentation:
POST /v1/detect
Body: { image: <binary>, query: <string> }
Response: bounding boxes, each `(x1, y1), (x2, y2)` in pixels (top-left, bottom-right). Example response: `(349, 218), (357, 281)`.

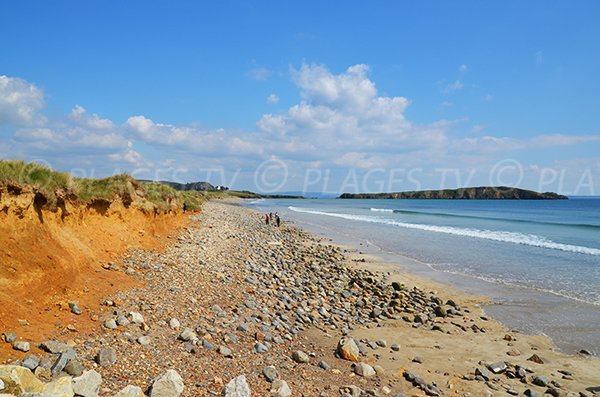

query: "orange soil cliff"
(0, 184), (188, 360)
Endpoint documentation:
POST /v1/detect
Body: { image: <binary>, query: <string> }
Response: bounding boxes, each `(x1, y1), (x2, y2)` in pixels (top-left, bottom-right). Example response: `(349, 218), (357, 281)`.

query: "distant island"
(338, 186), (568, 200)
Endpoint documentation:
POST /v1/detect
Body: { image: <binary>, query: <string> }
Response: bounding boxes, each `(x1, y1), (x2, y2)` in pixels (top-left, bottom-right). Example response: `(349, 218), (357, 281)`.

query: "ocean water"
(245, 198), (600, 355)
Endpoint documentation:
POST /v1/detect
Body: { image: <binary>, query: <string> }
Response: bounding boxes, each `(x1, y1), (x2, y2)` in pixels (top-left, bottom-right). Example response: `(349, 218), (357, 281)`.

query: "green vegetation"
(0, 159), (207, 212)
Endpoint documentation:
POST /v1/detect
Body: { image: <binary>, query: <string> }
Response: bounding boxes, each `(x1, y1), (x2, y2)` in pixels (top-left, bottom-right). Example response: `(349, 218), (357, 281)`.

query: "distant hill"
(138, 180), (219, 191)
(339, 186), (568, 200)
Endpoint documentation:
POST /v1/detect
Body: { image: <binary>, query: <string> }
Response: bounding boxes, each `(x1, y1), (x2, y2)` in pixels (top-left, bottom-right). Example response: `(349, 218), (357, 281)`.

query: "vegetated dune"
(0, 180), (188, 359)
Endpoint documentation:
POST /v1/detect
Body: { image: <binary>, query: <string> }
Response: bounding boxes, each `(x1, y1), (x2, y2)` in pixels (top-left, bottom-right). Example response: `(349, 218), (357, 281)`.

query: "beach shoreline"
(2, 199), (599, 396)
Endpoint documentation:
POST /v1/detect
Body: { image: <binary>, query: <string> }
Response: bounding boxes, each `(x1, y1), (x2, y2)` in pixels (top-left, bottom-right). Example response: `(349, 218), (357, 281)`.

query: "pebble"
(262, 366), (279, 382)
(169, 318), (181, 329)
(319, 360), (331, 370)
(292, 350), (309, 363)
(95, 347), (117, 367)
(270, 379), (292, 397)
(13, 341), (30, 352)
(69, 301), (82, 315)
(104, 318), (118, 329)
(218, 346), (233, 357)
(354, 362), (376, 377)
(137, 336), (151, 345)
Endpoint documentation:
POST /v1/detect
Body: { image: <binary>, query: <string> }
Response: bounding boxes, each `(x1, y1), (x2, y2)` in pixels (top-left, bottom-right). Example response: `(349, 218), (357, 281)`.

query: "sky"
(1, 1), (599, 195)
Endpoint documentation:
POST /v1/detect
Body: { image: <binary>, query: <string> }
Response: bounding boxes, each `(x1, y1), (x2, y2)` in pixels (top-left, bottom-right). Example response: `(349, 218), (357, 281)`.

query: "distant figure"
(276, 215), (281, 227)
(183, 203), (187, 214)
(265, 213), (270, 225)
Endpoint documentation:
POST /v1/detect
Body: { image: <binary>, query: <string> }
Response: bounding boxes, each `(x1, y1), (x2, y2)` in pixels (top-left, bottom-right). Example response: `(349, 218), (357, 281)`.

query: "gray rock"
(270, 379), (292, 397)
(319, 360), (331, 370)
(42, 375), (74, 396)
(64, 359), (84, 377)
(524, 389), (540, 397)
(262, 366), (279, 383)
(129, 312), (144, 324)
(150, 369), (184, 397)
(13, 341), (30, 352)
(354, 362), (376, 377)
(113, 385), (144, 397)
(116, 316), (131, 326)
(51, 348), (76, 377)
(487, 361), (507, 374)
(39, 341), (68, 354)
(73, 370), (102, 397)
(221, 375), (251, 397)
(202, 339), (214, 350)
(340, 385), (362, 397)
(22, 355), (39, 370)
(2, 332), (17, 344)
(0, 378), (4, 390)
(375, 339), (387, 348)
(178, 328), (196, 342)
(95, 347), (117, 367)
(475, 367), (493, 381)
(390, 344), (400, 352)
(69, 301), (82, 315)
(169, 318), (180, 329)
(104, 319), (118, 329)
(292, 350), (309, 363)
(533, 376), (549, 387)
(254, 342), (269, 353)
(412, 356), (423, 364)
(218, 346), (233, 357)
(137, 336), (151, 345)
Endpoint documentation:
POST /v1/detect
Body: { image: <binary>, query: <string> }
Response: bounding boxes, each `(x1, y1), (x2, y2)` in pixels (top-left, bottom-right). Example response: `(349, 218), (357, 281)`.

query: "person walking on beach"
(276, 214), (281, 227)
(265, 213), (270, 225)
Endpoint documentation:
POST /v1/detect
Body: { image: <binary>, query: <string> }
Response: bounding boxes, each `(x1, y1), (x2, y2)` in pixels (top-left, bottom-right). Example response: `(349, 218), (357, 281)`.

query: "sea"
(244, 197), (600, 355)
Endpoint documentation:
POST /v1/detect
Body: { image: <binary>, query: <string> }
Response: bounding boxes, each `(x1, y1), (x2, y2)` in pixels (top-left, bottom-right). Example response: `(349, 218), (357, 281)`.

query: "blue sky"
(1, 1), (599, 194)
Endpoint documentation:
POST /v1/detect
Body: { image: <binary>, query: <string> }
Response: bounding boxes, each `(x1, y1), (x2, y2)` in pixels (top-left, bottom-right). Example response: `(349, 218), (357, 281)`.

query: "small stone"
(532, 376), (549, 387)
(2, 332), (17, 344)
(150, 369), (184, 397)
(130, 312), (144, 324)
(524, 389), (540, 397)
(390, 344), (400, 352)
(506, 348), (521, 356)
(113, 385), (144, 397)
(270, 379), (292, 397)
(13, 341), (30, 352)
(337, 337), (360, 362)
(69, 301), (82, 315)
(487, 361), (507, 374)
(412, 356), (423, 364)
(373, 365), (385, 376)
(375, 339), (387, 348)
(95, 347), (117, 367)
(22, 355), (39, 370)
(116, 316), (130, 326)
(202, 339), (214, 350)
(40, 340), (68, 354)
(292, 350), (309, 363)
(73, 369), (102, 397)
(222, 375), (251, 397)
(169, 318), (181, 329)
(65, 358), (84, 377)
(178, 328), (196, 342)
(262, 366), (279, 383)
(254, 342), (269, 353)
(475, 367), (492, 381)
(51, 348), (76, 377)
(528, 354), (544, 364)
(340, 385), (362, 397)
(579, 349), (592, 356)
(137, 336), (151, 345)
(354, 362), (376, 377)
(218, 346), (233, 357)
(319, 360), (331, 370)
(104, 319), (118, 329)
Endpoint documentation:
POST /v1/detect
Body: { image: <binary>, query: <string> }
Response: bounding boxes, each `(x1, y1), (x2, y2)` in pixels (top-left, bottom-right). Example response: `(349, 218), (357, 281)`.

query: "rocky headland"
(339, 187), (568, 200)
(1, 200), (598, 397)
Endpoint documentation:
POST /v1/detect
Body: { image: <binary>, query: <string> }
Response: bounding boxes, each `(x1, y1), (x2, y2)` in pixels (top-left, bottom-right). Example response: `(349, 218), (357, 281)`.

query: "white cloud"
(471, 124), (484, 134)
(247, 67), (272, 81)
(0, 75), (46, 126)
(266, 94), (279, 104)
(459, 64), (468, 73)
(69, 105), (114, 130)
(484, 94), (494, 102)
(443, 80), (464, 94)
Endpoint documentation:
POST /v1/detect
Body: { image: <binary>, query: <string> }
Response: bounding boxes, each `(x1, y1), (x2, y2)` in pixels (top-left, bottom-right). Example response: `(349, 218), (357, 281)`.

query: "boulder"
(43, 375), (74, 397)
(337, 337), (360, 362)
(0, 365), (45, 395)
(221, 375), (251, 397)
(39, 341), (69, 354)
(72, 370), (102, 397)
(354, 362), (376, 377)
(270, 379), (292, 397)
(150, 369), (184, 397)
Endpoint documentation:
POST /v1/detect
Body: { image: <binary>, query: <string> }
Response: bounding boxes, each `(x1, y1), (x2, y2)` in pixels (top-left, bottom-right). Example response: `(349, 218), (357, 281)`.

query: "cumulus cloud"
(0, 75), (46, 126)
